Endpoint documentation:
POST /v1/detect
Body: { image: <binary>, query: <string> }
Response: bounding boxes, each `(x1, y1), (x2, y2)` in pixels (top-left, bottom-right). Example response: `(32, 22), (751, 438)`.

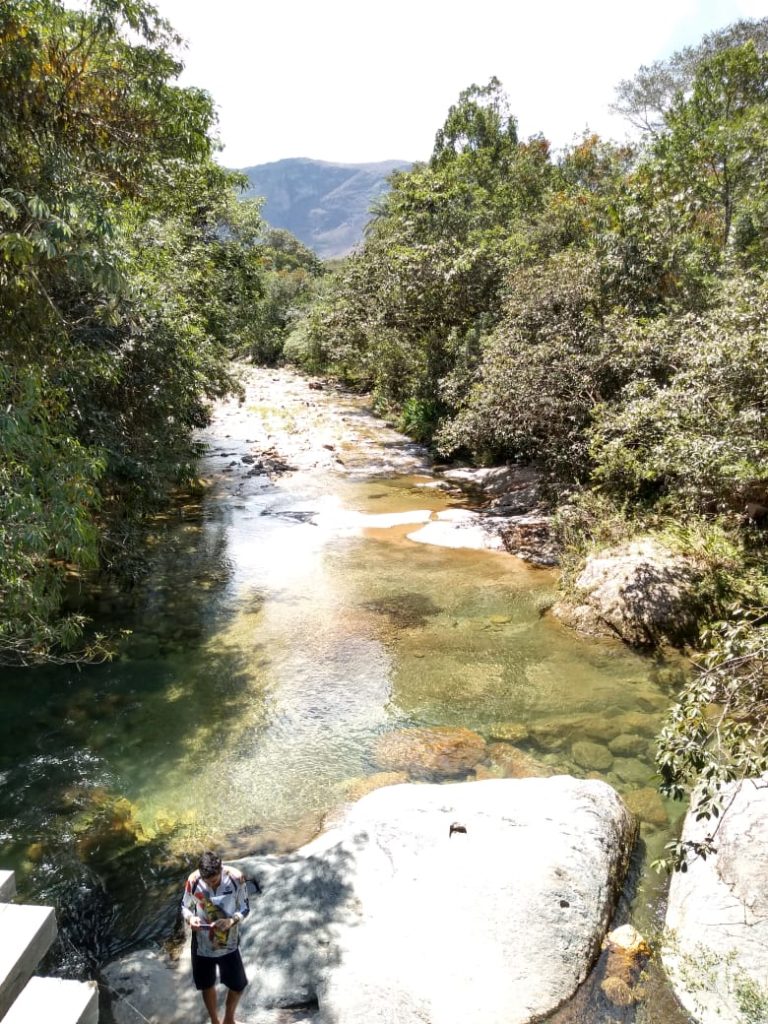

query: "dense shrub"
(591, 276), (768, 513)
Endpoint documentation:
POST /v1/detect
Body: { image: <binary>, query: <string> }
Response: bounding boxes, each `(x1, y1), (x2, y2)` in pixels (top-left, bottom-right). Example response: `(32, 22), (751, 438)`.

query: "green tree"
(590, 275), (768, 513)
(437, 251), (612, 475)
(289, 79), (552, 430)
(248, 228), (323, 365)
(613, 18), (768, 133)
(654, 41), (768, 254)
(0, 0), (263, 660)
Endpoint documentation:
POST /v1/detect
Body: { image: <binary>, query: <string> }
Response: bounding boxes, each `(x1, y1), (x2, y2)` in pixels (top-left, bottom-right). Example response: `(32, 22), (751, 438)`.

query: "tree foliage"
(247, 228), (324, 365)
(290, 31), (768, 503)
(0, 0), (265, 661)
(590, 277), (768, 513)
(655, 609), (768, 870)
(613, 18), (768, 133)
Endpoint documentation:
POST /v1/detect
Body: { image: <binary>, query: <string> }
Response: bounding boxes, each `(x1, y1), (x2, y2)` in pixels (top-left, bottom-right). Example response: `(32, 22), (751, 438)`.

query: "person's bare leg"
(201, 986), (220, 1024)
(222, 987), (243, 1024)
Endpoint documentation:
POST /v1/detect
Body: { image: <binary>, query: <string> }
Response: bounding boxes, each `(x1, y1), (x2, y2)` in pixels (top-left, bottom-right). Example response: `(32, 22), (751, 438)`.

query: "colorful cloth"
(181, 865), (250, 957)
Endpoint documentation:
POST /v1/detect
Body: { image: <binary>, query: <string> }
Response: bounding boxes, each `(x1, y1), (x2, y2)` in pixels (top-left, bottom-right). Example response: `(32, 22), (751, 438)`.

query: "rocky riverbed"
(1, 367), (705, 1022)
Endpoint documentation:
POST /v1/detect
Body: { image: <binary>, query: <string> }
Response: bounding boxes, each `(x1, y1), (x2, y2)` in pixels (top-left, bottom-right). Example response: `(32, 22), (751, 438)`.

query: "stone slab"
(0, 903), (58, 1018)
(0, 872), (16, 903)
(407, 509), (507, 551)
(3, 976), (98, 1024)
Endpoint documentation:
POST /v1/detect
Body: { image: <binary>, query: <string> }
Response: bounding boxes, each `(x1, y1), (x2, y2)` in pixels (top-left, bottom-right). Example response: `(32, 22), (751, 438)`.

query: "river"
(0, 367), (689, 1021)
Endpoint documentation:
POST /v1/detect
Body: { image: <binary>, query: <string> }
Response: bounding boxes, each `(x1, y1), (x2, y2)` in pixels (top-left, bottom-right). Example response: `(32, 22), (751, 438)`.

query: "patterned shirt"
(181, 866), (250, 957)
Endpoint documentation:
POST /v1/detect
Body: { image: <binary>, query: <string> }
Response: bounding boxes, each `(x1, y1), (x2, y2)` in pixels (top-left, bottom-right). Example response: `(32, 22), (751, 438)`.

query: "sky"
(139, 0), (766, 168)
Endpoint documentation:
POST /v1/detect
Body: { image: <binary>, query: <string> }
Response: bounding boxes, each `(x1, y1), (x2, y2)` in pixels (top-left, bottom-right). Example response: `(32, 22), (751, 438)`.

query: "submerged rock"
(485, 721), (530, 744)
(71, 790), (149, 860)
(528, 710), (661, 751)
(486, 743), (550, 779)
(373, 726), (487, 776)
(612, 757), (651, 787)
(605, 922), (650, 957)
(362, 591), (441, 629)
(663, 774), (768, 1024)
(602, 923), (651, 1005)
(340, 771), (409, 802)
(572, 740), (614, 772)
(552, 539), (701, 647)
(600, 975), (635, 1007)
(609, 733), (650, 757)
(104, 777), (637, 1024)
(623, 787), (669, 829)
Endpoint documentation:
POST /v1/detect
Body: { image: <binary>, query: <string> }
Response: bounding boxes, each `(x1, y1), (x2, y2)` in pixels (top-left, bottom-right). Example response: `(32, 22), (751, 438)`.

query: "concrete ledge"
(0, 903), (58, 1018)
(4, 976), (98, 1024)
(0, 872), (16, 903)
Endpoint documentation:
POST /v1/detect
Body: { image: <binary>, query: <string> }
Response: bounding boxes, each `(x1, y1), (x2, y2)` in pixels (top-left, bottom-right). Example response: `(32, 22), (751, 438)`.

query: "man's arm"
(181, 873), (203, 927)
(231, 868), (250, 924)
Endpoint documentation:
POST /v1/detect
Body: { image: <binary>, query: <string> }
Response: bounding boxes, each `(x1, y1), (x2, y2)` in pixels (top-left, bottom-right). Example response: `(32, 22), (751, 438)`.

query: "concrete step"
(0, 873), (15, 903)
(3, 976), (98, 1024)
(0, 902), (57, 1019)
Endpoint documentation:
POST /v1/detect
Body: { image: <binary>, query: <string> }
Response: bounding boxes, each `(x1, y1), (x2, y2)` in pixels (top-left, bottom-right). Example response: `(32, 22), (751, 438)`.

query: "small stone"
(602, 924), (651, 995)
(486, 722), (530, 743)
(604, 923), (651, 957)
(489, 614), (512, 625)
(572, 741), (614, 772)
(609, 734), (650, 757)
(623, 788), (669, 828)
(612, 757), (651, 786)
(600, 975), (635, 1007)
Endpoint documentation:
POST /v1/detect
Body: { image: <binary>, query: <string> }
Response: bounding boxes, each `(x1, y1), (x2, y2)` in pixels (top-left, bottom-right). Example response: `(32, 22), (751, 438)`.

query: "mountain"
(239, 158), (412, 260)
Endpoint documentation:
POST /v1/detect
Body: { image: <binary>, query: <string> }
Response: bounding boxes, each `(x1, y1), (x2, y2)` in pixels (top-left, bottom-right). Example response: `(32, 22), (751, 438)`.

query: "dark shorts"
(191, 938), (248, 992)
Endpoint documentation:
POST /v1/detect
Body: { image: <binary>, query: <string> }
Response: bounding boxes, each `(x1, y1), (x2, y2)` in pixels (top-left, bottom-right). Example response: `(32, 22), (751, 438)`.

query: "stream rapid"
(0, 368), (687, 1019)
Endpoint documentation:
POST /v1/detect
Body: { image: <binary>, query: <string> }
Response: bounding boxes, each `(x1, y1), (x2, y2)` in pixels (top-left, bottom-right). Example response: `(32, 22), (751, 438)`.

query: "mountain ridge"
(240, 157), (412, 260)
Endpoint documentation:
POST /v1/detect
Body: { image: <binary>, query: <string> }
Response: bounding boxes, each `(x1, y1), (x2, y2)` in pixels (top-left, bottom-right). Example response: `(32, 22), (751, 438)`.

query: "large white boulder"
(663, 775), (768, 1024)
(553, 539), (700, 646)
(103, 777), (636, 1024)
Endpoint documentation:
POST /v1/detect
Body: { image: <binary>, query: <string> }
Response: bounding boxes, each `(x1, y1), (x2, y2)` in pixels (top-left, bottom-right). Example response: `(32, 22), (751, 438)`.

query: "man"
(181, 851), (250, 1024)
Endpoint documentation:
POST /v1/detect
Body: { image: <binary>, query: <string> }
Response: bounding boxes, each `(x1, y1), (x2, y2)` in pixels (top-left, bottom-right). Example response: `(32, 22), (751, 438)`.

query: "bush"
(437, 251), (611, 476)
(591, 275), (768, 513)
(655, 608), (768, 868)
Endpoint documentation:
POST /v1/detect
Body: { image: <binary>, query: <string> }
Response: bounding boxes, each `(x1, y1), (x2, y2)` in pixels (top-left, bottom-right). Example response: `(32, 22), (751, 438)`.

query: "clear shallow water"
(0, 375), (688, 1018)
